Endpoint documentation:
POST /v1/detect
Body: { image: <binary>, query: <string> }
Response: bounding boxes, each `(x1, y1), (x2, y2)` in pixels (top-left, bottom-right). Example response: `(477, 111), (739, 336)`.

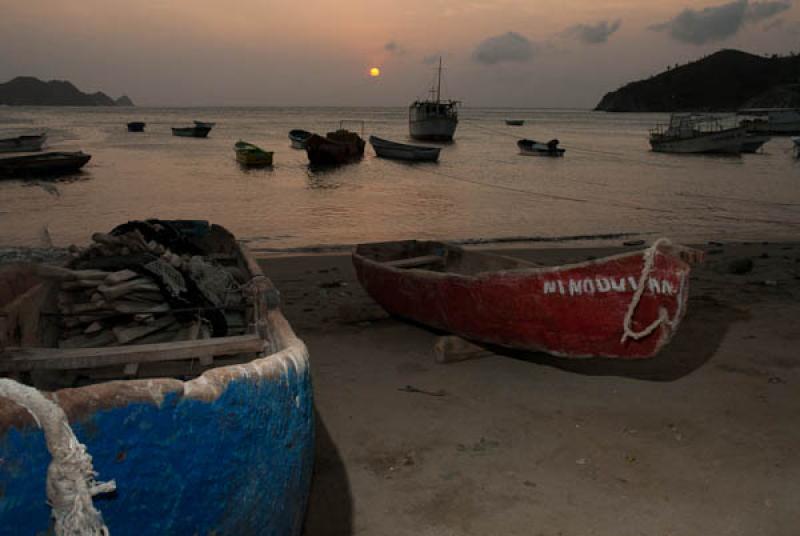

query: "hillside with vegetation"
(595, 49), (800, 112)
(0, 76), (133, 106)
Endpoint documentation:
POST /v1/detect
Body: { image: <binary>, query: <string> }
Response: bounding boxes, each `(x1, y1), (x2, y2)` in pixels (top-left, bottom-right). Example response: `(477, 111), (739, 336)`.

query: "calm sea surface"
(1, 106), (798, 252)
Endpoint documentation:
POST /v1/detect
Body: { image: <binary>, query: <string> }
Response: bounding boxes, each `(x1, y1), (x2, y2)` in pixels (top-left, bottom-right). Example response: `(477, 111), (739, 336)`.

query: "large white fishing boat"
(649, 114), (747, 154)
(738, 108), (800, 136)
(409, 58), (459, 141)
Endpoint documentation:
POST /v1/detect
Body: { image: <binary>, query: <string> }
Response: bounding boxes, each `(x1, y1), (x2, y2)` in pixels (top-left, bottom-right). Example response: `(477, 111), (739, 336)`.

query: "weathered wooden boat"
(193, 120), (216, 128)
(0, 151), (91, 177)
(171, 126), (211, 138)
(0, 220), (313, 534)
(505, 120), (524, 126)
(369, 136), (441, 162)
(306, 127), (365, 166)
(234, 140), (274, 166)
(409, 58), (459, 141)
(289, 129), (313, 149)
(353, 239), (703, 359)
(0, 133), (46, 153)
(650, 114), (746, 154)
(126, 122), (146, 132)
(518, 138), (565, 157)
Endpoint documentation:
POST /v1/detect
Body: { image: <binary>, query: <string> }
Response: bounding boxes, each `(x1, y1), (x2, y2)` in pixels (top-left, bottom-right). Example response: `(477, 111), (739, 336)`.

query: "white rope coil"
(620, 238), (684, 343)
(0, 378), (115, 535)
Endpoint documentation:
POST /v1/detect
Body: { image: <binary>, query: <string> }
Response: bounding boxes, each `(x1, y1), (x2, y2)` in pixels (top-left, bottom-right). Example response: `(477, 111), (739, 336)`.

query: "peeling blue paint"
(0, 358), (313, 535)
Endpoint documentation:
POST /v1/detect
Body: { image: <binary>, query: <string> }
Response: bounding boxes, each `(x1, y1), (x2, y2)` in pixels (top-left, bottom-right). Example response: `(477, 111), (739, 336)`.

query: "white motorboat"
(369, 136), (441, 162)
(738, 109), (800, 136)
(649, 114), (746, 154)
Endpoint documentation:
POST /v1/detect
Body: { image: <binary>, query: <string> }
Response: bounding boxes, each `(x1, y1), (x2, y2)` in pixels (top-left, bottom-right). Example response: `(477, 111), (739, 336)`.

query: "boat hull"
(353, 241), (696, 359)
(126, 122), (145, 132)
(289, 130), (313, 149)
(236, 151), (274, 166)
(0, 225), (314, 535)
(0, 152), (90, 177)
(740, 134), (771, 153)
(172, 127), (211, 138)
(369, 136), (440, 162)
(305, 132), (364, 166)
(650, 127), (746, 153)
(409, 117), (458, 141)
(0, 134), (46, 153)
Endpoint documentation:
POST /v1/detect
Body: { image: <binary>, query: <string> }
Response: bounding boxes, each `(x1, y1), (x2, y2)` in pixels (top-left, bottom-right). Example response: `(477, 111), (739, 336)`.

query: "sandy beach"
(257, 241), (800, 536)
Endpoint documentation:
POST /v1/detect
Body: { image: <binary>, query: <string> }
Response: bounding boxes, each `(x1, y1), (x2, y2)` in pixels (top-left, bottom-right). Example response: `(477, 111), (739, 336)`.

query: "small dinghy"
(369, 136), (441, 162)
(127, 121), (146, 132)
(353, 239), (703, 359)
(234, 140), (274, 166)
(518, 138), (565, 157)
(289, 129), (313, 149)
(0, 133), (47, 153)
(0, 151), (90, 177)
(172, 126), (212, 138)
(505, 120), (524, 126)
(0, 220), (313, 534)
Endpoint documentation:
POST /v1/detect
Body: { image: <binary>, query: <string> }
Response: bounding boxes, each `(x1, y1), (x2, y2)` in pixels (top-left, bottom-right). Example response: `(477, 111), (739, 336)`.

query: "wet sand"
(258, 241), (800, 536)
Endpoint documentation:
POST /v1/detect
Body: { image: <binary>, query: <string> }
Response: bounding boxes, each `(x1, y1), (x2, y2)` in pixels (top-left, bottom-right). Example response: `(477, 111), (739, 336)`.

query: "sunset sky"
(1, 0), (798, 107)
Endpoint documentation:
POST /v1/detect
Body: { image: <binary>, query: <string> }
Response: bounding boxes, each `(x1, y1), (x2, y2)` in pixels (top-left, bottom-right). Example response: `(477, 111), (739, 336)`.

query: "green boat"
(234, 140), (274, 166)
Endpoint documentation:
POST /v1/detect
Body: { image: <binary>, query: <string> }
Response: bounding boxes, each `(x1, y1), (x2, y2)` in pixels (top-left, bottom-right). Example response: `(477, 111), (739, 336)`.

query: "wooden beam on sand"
(0, 334), (264, 372)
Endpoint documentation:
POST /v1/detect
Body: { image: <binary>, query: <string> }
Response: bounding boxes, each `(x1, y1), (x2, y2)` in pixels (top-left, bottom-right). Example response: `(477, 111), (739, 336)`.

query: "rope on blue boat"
(0, 378), (115, 535)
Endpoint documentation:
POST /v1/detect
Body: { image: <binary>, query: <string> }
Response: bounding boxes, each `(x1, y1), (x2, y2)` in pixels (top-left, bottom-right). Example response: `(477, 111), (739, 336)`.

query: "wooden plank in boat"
(0, 334), (264, 372)
(385, 255), (444, 269)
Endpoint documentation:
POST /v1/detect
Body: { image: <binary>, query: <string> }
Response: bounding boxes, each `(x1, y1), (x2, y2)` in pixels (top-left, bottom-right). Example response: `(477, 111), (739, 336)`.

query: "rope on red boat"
(620, 238), (684, 343)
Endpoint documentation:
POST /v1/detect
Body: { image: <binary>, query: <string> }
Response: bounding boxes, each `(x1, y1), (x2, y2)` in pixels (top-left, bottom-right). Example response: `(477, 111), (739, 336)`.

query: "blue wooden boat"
(0, 221), (313, 535)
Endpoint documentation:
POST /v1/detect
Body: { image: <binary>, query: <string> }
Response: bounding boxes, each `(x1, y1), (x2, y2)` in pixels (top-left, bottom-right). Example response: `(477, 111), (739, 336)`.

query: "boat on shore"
(306, 124), (365, 166)
(0, 133), (46, 153)
(738, 108), (800, 136)
(172, 126), (212, 138)
(289, 129), (313, 149)
(649, 114), (746, 154)
(126, 122), (146, 132)
(0, 220), (313, 534)
(0, 151), (90, 177)
(353, 239), (703, 359)
(505, 120), (524, 126)
(234, 140), (274, 166)
(409, 58), (459, 141)
(369, 136), (441, 162)
(517, 138), (565, 157)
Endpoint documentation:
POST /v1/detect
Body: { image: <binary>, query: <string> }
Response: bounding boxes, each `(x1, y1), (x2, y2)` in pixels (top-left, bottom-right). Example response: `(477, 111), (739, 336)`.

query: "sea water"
(0, 106), (798, 251)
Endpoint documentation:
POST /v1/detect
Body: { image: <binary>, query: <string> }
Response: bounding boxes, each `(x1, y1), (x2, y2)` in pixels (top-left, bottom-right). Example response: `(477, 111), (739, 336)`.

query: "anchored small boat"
(126, 122), (146, 132)
(650, 114), (746, 154)
(193, 120), (216, 128)
(0, 151), (90, 177)
(172, 126), (211, 138)
(0, 220), (313, 534)
(505, 120), (524, 126)
(369, 136), (441, 162)
(306, 123), (365, 166)
(518, 138), (565, 157)
(0, 133), (46, 153)
(353, 239), (702, 359)
(234, 140), (274, 166)
(289, 129), (313, 149)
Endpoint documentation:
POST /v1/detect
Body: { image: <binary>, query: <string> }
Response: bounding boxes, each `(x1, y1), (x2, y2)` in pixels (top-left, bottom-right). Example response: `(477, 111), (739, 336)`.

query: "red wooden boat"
(352, 239), (703, 359)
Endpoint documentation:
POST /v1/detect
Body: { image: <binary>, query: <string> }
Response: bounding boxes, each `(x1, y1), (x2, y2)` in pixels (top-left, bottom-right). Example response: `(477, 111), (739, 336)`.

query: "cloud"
(745, 0), (792, 22)
(384, 40), (405, 54)
(565, 19), (622, 44)
(473, 32), (535, 65)
(650, 0), (791, 44)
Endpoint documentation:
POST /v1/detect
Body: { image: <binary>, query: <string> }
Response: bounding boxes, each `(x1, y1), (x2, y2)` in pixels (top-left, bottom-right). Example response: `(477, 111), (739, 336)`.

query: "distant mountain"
(0, 76), (134, 106)
(595, 50), (800, 112)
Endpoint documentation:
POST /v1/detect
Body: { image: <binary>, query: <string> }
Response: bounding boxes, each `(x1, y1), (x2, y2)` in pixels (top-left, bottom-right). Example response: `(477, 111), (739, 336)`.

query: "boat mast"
(436, 57), (442, 104)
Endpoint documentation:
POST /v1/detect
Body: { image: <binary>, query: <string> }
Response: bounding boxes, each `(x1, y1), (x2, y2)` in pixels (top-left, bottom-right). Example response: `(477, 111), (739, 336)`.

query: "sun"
(369, 67), (381, 77)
